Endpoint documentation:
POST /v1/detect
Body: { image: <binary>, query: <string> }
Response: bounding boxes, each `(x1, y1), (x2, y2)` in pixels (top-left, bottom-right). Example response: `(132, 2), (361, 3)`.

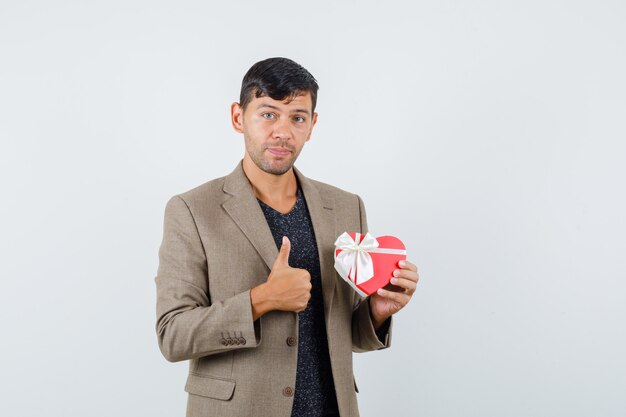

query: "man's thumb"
(275, 236), (291, 267)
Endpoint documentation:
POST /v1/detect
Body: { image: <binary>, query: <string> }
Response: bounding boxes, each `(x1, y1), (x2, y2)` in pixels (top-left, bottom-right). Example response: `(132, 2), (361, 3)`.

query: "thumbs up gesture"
(250, 236), (312, 319)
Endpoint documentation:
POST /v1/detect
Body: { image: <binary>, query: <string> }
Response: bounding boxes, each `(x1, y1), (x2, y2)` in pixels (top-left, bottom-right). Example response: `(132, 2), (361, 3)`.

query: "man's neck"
(242, 156), (298, 212)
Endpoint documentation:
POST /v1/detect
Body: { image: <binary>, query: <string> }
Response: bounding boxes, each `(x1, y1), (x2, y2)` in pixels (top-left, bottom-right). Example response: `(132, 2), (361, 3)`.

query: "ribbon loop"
(333, 232), (379, 285)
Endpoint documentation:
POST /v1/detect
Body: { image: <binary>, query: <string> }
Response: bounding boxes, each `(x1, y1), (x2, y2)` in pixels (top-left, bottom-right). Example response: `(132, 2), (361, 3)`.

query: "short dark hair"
(239, 57), (319, 112)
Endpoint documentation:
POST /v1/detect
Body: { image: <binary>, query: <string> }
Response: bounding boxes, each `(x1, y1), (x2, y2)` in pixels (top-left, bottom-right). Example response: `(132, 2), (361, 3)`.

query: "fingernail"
(390, 278), (398, 284)
(377, 288), (385, 295)
(399, 260), (406, 267)
(393, 270), (400, 277)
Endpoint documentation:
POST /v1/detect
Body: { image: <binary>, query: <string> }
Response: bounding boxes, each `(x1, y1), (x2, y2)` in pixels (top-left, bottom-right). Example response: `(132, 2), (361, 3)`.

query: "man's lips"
(267, 148), (292, 156)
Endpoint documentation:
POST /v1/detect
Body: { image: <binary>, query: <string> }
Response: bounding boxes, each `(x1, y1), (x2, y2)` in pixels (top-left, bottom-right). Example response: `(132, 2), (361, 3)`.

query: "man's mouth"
(267, 148), (291, 156)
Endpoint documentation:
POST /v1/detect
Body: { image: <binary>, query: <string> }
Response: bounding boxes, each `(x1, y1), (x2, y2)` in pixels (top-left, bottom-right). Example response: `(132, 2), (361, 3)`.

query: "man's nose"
(272, 117), (291, 140)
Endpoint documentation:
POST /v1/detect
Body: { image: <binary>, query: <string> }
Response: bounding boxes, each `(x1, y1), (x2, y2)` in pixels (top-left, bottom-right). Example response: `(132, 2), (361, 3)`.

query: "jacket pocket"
(185, 372), (236, 401)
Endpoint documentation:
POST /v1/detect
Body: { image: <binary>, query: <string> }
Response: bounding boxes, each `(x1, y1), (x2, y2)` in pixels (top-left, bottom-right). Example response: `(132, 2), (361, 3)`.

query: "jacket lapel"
(294, 167), (338, 322)
(221, 163), (278, 271)
(221, 162), (338, 319)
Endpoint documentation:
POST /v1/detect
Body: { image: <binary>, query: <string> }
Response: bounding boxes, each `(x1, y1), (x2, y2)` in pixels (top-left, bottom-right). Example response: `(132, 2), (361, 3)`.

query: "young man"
(155, 57), (418, 417)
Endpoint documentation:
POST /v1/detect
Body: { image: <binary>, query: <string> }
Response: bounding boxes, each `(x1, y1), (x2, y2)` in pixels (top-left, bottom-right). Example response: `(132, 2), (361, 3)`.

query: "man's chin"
(258, 160), (294, 176)
(247, 151), (299, 176)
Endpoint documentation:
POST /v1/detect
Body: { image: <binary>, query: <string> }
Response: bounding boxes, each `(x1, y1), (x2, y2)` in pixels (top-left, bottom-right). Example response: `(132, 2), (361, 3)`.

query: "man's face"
(232, 92), (318, 176)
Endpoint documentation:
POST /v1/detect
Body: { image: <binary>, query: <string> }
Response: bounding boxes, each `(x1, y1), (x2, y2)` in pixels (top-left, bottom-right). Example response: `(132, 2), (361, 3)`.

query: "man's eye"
(294, 116), (305, 123)
(262, 113), (274, 119)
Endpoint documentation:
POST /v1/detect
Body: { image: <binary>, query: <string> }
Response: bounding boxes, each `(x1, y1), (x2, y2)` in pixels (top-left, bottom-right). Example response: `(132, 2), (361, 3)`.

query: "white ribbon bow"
(334, 232), (380, 285)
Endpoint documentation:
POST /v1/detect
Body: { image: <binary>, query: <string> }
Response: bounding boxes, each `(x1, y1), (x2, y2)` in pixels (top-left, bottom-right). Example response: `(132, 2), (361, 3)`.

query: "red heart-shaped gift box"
(334, 232), (407, 297)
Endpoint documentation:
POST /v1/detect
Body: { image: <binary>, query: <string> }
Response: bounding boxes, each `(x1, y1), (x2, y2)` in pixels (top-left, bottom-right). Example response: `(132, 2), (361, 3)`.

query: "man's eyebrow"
(255, 103), (311, 116)
(290, 108), (311, 116)
(256, 103), (281, 111)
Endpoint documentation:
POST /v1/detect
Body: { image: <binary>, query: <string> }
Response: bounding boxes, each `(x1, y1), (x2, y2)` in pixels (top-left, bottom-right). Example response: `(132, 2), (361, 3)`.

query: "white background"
(1, 1), (625, 416)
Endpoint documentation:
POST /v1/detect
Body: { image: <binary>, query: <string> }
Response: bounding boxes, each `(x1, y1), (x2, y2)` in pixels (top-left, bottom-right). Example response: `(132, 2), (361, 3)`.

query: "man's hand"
(369, 260), (419, 329)
(250, 236), (312, 320)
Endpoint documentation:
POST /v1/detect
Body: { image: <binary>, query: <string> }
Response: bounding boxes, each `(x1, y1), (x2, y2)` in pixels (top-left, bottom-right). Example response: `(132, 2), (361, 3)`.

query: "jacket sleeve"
(155, 195), (261, 362)
(351, 194), (393, 353)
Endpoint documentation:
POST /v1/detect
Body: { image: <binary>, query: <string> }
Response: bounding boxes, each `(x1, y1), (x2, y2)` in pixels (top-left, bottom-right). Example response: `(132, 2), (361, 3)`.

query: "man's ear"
(231, 102), (244, 133)
(306, 112), (318, 141)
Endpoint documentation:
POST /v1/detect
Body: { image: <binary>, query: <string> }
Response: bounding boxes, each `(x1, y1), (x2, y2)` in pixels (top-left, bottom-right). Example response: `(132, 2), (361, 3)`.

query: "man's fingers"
(376, 288), (410, 304)
(274, 236), (291, 268)
(389, 277), (417, 294)
(394, 268), (419, 283)
(399, 260), (418, 272)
